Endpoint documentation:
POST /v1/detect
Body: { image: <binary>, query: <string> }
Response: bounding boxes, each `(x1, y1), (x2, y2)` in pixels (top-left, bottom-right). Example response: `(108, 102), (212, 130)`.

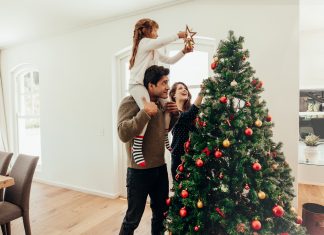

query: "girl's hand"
(178, 31), (187, 39)
(182, 45), (193, 54)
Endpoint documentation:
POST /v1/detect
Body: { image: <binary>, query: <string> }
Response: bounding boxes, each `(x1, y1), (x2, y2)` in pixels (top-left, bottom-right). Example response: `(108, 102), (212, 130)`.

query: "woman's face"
(174, 84), (189, 102)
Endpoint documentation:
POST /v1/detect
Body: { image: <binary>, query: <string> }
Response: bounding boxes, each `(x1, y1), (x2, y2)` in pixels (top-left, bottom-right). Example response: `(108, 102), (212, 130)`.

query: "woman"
(169, 82), (204, 181)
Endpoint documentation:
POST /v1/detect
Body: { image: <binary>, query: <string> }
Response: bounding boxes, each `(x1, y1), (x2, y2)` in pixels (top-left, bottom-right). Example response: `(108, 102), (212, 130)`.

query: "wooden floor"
(9, 182), (324, 235)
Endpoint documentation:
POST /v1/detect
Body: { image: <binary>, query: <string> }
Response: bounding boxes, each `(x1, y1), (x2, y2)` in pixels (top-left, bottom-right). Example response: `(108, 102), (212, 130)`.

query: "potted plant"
(303, 133), (320, 162)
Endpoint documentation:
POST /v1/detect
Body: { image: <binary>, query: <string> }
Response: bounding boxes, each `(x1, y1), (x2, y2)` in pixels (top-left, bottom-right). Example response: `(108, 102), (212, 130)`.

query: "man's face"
(149, 75), (170, 99)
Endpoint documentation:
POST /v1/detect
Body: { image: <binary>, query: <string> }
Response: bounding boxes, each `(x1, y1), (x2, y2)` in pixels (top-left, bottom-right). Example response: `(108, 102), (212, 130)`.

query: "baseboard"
(33, 177), (120, 199)
(298, 181), (324, 187)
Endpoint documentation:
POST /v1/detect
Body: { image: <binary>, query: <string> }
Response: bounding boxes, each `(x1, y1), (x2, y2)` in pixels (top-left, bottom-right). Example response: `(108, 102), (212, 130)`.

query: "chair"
(0, 154), (39, 235)
(0, 151), (13, 200)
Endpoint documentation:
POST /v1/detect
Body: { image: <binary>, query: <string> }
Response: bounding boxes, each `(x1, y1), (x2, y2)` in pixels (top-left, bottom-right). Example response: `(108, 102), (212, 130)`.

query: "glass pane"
(18, 94), (31, 115)
(169, 50), (208, 87)
(18, 93), (40, 115)
(24, 73), (32, 93)
(33, 72), (40, 92)
(33, 93), (40, 114)
(17, 117), (41, 156)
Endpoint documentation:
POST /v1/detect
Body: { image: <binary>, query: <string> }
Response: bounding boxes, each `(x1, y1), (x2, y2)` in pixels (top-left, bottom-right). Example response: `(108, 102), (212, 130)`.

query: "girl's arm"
(157, 50), (184, 64)
(140, 31), (186, 51)
(157, 44), (194, 64)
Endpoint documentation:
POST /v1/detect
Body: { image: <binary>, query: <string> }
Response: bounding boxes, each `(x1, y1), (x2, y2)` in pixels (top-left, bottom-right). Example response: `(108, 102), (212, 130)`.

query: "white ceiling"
(300, 0), (324, 32)
(0, 0), (185, 49)
(1, 0), (323, 49)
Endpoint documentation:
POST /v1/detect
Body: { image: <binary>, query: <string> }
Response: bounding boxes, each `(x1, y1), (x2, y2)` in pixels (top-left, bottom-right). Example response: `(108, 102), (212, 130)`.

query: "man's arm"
(117, 99), (151, 143)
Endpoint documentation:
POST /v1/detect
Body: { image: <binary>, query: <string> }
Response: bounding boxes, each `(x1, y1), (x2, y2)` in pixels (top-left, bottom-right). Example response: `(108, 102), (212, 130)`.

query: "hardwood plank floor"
(8, 182), (324, 235)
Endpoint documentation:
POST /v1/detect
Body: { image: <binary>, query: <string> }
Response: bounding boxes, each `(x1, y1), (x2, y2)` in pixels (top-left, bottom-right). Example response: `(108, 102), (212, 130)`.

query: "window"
(168, 50), (209, 99)
(15, 71), (41, 159)
(164, 37), (215, 100)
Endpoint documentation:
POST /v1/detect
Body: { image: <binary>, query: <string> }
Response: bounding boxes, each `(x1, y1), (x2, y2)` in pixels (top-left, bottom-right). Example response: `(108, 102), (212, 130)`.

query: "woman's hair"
(169, 82), (192, 112)
(129, 18), (159, 69)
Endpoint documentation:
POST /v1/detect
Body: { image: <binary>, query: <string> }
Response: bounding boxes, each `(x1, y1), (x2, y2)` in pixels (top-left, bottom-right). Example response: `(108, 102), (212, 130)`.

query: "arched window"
(11, 64), (41, 161)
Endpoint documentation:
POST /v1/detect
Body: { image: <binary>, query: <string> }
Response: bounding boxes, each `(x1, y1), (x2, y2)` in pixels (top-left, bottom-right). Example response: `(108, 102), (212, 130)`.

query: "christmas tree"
(165, 31), (306, 235)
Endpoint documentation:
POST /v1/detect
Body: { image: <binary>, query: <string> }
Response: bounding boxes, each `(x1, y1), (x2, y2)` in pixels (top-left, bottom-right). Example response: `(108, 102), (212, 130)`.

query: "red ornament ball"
(220, 96), (227, 104)
(251, 220), (262, 231)
(245, 128), (253, 136)
(202, 147), (210, 156)
(256, 81), (263, 89)
(194, 226), (200, 232)
(244, 184), (250, 190)
(252, 162), (262, 171)
(178, 164), (184, 172)
(272, 205), (285, 217)
(245, 101), (251, 107)
(280, 233), (289, 235)
(266, 115), (272, 122)
(179, 207), (187, 218)
(296, 216), (303, 224)
(211, 61), (218, 70)
(214, 150), (223, 158)
(251, 79), (258, 86)
(166, 198), (171, 206)
(195, 158), (204, 167)
(181, 189), (189, 198)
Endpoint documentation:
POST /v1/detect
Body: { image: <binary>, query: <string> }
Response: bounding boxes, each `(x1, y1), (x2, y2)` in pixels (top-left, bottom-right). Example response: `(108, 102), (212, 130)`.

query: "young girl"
(169, 82), (204, 180)
(129, 18), (192, 167)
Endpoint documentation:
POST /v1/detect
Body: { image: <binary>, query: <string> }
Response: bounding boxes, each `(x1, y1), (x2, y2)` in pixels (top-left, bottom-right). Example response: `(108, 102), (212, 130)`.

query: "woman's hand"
(198, 84), (205, 97)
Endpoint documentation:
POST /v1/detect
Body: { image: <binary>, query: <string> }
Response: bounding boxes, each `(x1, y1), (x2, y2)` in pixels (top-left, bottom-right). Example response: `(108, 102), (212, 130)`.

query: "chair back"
(0, 151), (13, 175)
(5, 154), (39, 211)
(0, 151), (13, 201)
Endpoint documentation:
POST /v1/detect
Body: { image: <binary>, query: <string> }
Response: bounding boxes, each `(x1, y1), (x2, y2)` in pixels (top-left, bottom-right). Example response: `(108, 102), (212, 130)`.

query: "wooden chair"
(0, 154), (39, 235)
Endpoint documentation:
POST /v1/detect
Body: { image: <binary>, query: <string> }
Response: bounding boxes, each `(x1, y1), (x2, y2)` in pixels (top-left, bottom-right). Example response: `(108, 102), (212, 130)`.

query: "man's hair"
(143, 65), (169, 89)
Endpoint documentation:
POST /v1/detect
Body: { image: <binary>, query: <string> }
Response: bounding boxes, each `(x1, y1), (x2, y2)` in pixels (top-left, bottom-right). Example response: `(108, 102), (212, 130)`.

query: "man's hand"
(142, 97), (158, 117)
(165, 101), (179, 114)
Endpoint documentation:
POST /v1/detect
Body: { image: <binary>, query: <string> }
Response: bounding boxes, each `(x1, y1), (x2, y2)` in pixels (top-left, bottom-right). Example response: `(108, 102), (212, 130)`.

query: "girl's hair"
(129, 18), (159, 69)
(169, 82), (192, 112)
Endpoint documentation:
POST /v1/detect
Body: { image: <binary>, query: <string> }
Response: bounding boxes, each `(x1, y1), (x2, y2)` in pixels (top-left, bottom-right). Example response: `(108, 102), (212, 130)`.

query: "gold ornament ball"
(223, 139), (231, 148)
(290, 207), (296, 214)
(197, 200), (204, 208)
(255, 119), (262, 127)
(258, 191), (266, 200)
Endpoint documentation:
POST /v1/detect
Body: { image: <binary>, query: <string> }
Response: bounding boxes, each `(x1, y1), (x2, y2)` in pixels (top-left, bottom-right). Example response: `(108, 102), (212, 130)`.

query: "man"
(118, 65), (179, 235)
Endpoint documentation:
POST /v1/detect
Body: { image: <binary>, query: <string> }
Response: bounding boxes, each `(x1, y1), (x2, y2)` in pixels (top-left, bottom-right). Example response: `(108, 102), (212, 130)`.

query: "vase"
(304, 146), (318, 162)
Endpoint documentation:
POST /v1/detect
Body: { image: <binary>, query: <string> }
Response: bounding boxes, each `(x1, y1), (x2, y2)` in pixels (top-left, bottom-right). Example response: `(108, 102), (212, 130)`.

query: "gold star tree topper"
(184, 25), (197, 49)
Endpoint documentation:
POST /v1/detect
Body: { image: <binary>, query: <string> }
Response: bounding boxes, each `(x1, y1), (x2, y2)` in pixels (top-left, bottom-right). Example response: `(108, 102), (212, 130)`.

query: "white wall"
(1, 0), (299, 198)
(300, 30), (324, 88)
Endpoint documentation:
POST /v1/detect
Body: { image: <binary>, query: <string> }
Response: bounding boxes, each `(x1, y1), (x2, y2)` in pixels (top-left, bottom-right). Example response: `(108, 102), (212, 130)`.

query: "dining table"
(0, 175), (15, 190)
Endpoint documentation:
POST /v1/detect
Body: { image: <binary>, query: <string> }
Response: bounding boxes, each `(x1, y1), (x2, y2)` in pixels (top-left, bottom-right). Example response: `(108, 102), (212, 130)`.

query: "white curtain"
(0, 50), (9, 151)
